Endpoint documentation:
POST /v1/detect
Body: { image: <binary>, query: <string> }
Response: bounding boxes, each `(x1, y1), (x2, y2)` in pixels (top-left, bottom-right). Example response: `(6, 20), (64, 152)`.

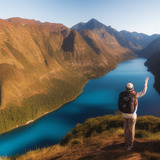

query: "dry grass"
(14, 144), (67, 160)
(5, 128), (160, 160)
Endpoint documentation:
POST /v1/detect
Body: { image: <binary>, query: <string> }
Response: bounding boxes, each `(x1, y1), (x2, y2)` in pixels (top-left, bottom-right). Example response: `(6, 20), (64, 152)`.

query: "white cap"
(126, 82), (134, 91)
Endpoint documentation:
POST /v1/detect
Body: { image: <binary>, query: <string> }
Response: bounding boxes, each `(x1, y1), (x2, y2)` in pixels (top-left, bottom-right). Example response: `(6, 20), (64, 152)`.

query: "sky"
(0, 0), (160, 35)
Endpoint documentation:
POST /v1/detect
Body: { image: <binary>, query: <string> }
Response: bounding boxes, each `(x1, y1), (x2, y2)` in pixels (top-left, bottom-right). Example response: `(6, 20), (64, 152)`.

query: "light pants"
(124, 117), (137, 147)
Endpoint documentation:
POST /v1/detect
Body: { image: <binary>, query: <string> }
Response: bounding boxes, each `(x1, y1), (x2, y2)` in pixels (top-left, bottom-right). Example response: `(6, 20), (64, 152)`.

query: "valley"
(0, 17), (160, 157)
(0, 18), (136, 134)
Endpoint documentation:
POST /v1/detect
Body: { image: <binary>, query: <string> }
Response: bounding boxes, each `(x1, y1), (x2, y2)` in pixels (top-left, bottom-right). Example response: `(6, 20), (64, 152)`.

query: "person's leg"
(124, 118), (129, 146)
(128, 118), (137, 148)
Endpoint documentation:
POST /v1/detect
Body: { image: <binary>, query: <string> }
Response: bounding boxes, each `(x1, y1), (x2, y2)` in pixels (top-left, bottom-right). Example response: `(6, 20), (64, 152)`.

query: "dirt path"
(16, 133), (160, 160)
(48, 134), (143, 160)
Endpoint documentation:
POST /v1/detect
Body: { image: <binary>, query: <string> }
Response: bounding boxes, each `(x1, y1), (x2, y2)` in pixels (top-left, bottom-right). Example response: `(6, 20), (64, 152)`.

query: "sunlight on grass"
(6, 114), (160, 160)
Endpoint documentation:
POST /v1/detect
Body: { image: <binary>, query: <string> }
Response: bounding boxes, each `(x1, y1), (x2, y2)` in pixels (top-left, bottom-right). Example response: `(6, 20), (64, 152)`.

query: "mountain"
(71, 18), (108, 31)
(0, 17), (68, 108)
(140, 37), (160, 58)
(60, 29), (112, 77)
(120, 30), (160, 50)
(145, 51), (160, 94)
(0, 17), (136, 133)
(0, 17), (111, 108)
(71, 19), (136, 63)
(72, 19), (132, 48)
(139, 37), (160, 94)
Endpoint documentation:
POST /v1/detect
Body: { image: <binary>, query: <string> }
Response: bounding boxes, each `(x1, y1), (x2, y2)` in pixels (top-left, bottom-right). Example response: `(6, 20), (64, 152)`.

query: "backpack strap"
(133, 91), (137, 110)
(128, 90), (137, 110)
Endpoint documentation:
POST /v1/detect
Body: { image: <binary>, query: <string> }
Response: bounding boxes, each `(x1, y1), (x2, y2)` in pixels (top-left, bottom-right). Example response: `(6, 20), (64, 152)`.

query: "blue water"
(0, 58), (160, 156)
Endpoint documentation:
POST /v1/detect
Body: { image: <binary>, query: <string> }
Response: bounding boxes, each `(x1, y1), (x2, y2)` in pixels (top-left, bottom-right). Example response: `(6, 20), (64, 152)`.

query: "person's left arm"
(136, 77), (149, 98)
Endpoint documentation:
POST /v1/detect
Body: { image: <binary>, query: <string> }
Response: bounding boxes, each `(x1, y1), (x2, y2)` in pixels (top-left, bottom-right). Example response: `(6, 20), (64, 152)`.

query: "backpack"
(118, 91), (137, 113)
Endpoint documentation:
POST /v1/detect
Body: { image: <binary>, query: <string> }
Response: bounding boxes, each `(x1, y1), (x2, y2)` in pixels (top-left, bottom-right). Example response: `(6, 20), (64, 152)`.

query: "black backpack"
(118, 91), (136, 113)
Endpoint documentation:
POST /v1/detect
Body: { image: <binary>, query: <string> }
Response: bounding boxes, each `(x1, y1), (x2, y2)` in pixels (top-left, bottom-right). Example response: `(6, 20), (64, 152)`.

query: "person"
(121, 77), (149, 151)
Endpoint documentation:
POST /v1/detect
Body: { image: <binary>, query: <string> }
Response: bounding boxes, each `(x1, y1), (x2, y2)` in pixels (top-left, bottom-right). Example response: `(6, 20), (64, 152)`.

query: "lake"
(0, 58), (160, 156)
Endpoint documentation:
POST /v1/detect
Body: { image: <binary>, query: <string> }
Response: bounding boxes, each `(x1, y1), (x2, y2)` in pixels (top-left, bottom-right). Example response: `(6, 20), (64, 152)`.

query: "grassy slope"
(4, 115), (160, 160)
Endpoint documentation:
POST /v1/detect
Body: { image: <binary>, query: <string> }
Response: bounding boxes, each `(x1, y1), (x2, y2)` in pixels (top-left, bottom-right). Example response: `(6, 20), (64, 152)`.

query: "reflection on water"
(0, 58), (159, 156)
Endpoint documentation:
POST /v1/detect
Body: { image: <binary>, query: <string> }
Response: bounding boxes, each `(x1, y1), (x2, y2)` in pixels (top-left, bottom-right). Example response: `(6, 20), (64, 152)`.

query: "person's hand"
(145, 77), (149, 84)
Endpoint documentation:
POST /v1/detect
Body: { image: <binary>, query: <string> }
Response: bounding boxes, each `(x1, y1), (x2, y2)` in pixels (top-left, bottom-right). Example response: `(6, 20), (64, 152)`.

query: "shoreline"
(0, 59), (127, 135)
(0, 80), (89, 135)
(0, 56), (136, 135)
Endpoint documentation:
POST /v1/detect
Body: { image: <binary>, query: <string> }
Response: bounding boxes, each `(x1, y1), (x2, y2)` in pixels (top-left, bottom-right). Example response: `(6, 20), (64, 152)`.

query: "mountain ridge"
(120, 30), (160, 50)
(72, 19), (160, 53)
(72, 19), (136, 64)
(72, 19), (131, 49)
(0, 17), (135, 133)
(140, 37), (160, 58)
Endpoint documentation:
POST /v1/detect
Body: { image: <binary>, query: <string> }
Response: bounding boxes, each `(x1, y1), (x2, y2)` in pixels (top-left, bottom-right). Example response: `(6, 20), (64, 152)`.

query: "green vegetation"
(61, 114), (160, 145)
(61, 115), (123, 145)
(0, 72), (88, 134)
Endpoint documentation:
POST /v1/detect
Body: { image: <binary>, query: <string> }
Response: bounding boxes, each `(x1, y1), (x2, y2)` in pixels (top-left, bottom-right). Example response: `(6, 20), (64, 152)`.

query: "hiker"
(118, 77), (149, 151)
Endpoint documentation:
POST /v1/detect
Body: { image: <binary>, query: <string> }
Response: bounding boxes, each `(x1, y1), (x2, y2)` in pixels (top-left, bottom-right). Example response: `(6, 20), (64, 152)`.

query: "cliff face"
(139, 37), (160, 94)
(145, 51), (160, 94)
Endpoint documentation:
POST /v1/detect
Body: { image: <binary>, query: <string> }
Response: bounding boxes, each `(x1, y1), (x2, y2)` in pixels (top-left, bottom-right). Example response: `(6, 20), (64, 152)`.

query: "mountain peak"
(88, 18), (99, 23)
(71, 18), (104, 31)
(87, 18), (104, 29)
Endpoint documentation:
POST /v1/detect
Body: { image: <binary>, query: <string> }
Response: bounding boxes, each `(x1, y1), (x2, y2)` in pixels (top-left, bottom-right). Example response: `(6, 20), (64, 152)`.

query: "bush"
(68, 138), (83, 148)
(61, 115), (123, 145)
(137, 116), (160, 132)
(61, 115), (160, 146)
(135, 130), (151, 138)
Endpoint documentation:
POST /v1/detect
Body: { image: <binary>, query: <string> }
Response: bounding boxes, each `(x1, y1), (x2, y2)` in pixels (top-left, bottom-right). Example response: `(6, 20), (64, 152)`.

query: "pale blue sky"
(0, 0), (160, 35)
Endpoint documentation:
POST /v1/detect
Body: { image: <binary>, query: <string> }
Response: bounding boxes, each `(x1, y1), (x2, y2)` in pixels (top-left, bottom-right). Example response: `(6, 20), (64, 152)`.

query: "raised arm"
(136, 77), (149, 98)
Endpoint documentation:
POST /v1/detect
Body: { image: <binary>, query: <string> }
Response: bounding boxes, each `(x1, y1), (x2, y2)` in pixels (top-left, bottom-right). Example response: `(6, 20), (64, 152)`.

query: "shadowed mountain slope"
(139, 37), (160, 94)
(140, 37), (160, 58)
(145, 51), (160, 94)
(120, 30), (160, 50)
(72, 19), (136, 63)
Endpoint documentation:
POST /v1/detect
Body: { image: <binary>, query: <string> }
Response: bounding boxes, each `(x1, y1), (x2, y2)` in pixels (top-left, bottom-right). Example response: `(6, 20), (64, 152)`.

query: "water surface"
(0, 58), (159, 156)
